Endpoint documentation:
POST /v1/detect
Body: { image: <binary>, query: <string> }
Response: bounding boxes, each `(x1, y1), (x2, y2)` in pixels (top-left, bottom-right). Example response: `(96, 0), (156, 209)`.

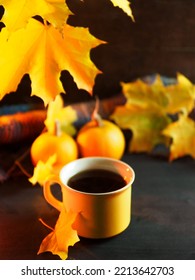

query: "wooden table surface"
(0, 146), (195, 260)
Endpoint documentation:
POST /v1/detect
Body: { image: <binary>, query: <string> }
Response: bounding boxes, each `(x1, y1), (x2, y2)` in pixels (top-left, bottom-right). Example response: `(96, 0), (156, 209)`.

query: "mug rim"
(59, 157), (135, 196)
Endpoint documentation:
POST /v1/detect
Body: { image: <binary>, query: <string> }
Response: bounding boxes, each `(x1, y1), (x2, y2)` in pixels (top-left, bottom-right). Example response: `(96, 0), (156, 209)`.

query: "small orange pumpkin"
(76, 118), (125, 159)
(31, 123), (78, 167)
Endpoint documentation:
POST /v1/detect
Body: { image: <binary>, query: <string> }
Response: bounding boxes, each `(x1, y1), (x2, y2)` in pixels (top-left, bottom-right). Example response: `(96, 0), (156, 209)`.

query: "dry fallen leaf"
(111, 105), (171, 152)
(120, 75), (169, 112)
(163, 73), (195, 115)
(38, 207), (79, 260)
(162, 114), (195, 161)
(111, 73), (195, 155)
(121, 73), (195, 114)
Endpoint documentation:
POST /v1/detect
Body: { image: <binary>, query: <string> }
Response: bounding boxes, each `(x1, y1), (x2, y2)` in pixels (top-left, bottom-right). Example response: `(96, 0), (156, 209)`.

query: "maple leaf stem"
(43, 19), (48, 26)
(39, 218), (54, 231)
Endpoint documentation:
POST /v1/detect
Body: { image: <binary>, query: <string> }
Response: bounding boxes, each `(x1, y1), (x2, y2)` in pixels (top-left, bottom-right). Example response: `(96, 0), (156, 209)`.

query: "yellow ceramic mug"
(43, 157), (135, 239)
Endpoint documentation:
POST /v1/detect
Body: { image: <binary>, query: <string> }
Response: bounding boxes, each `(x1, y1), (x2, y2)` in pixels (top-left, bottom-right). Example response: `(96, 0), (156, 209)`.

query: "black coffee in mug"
(67, 169), (127, 194)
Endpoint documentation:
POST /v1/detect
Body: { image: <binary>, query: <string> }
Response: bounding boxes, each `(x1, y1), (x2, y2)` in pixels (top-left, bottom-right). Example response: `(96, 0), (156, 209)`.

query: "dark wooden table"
(0, 145), (195, 260)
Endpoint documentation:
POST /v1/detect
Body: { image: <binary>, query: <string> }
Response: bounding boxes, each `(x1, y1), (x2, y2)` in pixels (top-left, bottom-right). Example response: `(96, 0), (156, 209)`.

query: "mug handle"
(43, 175), (63, 212)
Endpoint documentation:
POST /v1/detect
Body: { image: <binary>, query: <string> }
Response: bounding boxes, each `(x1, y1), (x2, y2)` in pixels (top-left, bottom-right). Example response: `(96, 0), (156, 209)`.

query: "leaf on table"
(121, 75), (169, 111)
(29, 154), (57, 186)
(163, 73), (195, 115)
(111, 74), (195, 155)
(38, 207), (79, 260)
(0, 0), (72, 32)
(162, 114), (195, 161)
(45, 95), (77, 136)
(0, 19), (104, 105)
(121, 73), (195, 115)
(110, 0), (134, 20)
(111, 105), (171, 152)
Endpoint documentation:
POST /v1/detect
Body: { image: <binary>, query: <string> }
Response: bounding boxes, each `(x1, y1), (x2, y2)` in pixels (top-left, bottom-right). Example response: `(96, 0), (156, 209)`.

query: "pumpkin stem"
(54, 120), (62, 137)
(91, 96), (103, 127)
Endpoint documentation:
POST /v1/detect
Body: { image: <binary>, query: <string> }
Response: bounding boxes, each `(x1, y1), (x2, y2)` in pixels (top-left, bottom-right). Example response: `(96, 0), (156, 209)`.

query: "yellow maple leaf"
(0, 19), (104, 105)
(111, 105), (171, 152)
(0, 0), (72, 32)
(38, 207), (79, 260)
(162, 114), (195, 161)
(110, 0), (134, 20)
(165, 73), (195, 115)
(45, 95), (77, 136)
(121, 74), (195, 115)
(29, 154), (57, 186)
(121, 75), (169, 111)
(111, 74), (195, 154)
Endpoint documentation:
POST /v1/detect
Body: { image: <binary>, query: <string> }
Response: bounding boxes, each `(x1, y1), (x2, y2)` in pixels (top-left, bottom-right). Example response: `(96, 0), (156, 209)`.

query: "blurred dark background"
(1, 0), (195, 107)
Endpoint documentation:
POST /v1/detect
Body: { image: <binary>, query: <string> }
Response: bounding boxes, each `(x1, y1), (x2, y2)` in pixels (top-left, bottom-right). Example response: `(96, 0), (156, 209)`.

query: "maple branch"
(6, 147), (32, 178)
(14, 160), (32, 178)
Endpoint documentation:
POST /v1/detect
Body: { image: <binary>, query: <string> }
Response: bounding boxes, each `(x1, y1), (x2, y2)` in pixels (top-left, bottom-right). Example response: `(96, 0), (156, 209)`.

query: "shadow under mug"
(43, 157), (135, 239)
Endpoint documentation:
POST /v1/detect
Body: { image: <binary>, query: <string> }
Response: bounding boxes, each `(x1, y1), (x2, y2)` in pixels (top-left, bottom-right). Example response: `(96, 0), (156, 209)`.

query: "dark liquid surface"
(67, 169), (127, 193)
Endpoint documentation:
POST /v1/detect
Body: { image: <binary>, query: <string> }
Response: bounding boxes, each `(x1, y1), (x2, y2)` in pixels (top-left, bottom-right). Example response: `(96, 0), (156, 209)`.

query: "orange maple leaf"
(0, 0), (72, 32)
(0, 19), (104, 105)
(38, 207), (79, 260)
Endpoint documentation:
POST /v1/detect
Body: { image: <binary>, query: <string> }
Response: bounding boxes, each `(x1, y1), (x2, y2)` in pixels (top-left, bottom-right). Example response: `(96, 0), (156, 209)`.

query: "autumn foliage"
(0, 0), (133, 105)
(0, 0), (134, 260)
(2, 0), (194, 262)
(111, 73), (195, 161)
